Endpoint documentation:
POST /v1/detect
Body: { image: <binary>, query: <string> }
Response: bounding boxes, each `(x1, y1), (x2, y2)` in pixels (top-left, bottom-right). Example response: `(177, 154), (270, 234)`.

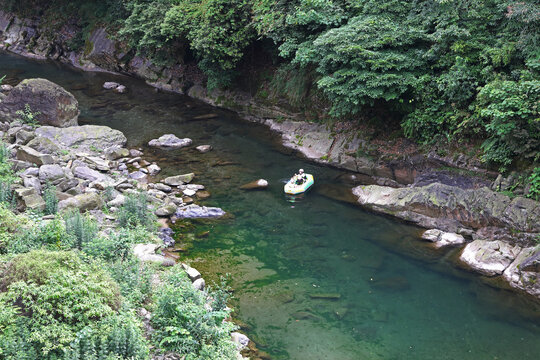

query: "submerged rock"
(196, 144), (212, 153)
(0, 78), (79, 127)
(148, 134), (192, 148)
(240, 179), (268, 190)
(174, 204), (225, 219)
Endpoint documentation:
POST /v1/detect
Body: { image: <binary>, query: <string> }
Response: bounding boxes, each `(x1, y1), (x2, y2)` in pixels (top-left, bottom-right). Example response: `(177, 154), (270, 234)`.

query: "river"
(2, 51), (540, 359)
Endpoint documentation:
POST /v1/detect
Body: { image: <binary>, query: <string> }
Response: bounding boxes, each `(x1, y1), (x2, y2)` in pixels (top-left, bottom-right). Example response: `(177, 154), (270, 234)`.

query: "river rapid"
(2, 51), (540, 360)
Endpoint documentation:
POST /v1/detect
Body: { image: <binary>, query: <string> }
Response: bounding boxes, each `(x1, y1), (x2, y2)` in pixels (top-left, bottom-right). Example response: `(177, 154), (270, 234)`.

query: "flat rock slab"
(309, 293), (341, 300)
(148, 134), (192, 148)
(163, 173), (194, 186)
(174, 204), (225, 219)
(460, 240), (522, 276)
(35, 125), (127, 153)
(353, 183), (540, 234)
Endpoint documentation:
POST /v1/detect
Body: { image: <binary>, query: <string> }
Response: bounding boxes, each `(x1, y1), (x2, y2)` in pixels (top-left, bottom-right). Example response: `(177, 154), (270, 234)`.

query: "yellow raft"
(284, 174), (314, 195)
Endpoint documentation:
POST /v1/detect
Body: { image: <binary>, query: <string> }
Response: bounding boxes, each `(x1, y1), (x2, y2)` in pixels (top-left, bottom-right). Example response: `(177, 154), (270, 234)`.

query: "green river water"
(2, 52), (540, 360)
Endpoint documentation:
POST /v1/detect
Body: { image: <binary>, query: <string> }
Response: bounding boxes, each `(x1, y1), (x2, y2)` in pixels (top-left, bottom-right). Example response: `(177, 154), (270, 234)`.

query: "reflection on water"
(2, 51), (540, 360)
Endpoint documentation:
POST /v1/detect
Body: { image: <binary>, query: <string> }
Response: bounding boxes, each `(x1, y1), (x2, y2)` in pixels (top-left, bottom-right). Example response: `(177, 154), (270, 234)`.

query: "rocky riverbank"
(1, 9), (539, 305)
(0, 77), (252, 359)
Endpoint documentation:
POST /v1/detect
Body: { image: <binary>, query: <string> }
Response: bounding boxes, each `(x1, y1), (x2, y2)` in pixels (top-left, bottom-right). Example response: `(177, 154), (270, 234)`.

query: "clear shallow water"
(3, 52), (540, 359)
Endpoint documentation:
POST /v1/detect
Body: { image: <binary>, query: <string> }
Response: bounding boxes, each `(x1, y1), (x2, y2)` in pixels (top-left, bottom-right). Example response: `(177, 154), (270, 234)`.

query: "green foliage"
(474, 78), (539, 170)
(0, 250), (123, 358)
(43, 182), (58, 215)
(116, 192), (156, 230)
(294, 12), (425, 116)
(83, 226), (151, 262)
(65, 210), (98, 250)
(527, 168), (540, 201)
(151, 266), (237, 359)
(15, 104), (41, 127)
(5, 216), (73, 254)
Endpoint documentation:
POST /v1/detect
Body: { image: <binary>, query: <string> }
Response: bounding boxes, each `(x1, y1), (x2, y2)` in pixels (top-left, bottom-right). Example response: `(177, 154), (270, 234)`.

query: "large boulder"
(35, 125), (127, 153)
(459, 240), (522, 276)
(503, 247), (540, 297)
(0, 78), (79, 127)
(38, 164), (66, 184)
(352, 183), (540, 234)
(58, 192), (103, 212)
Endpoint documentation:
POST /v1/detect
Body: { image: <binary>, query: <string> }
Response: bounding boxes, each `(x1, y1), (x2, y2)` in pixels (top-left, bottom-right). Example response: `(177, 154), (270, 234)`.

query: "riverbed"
(2, 51), (540, 359)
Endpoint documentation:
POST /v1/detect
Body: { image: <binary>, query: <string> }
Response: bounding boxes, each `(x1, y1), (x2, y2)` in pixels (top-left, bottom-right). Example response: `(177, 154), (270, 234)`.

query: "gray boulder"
(16, 145), (54, 166)
(421, 229), (465, 248)
(148, 134), (192, 148)
(353, 183), (540, 234)
(163, 173), (194, 186)
(58, 192), (104, 212)
(503, 247), (540, 297)
(133, 244), (175, 266)
(0, 78), (79, 127)
(23, 176), (42, 194)
(26, 136), (61, 154)
(174, 204), (225, 219)
(460, 240), (522, 276)
(35, 125), (127, 153)
(72, 164), (109, 182)
(39, 164), (65, 184)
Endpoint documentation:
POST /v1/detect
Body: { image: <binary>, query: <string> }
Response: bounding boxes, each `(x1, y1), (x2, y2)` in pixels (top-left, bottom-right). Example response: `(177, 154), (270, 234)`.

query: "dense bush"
(65, 210), (99, 250)
(0, 250), (148, 359)
(117, 192), (156, 230)
(151, 266), (237, 359)
(475, 78), (540, 170)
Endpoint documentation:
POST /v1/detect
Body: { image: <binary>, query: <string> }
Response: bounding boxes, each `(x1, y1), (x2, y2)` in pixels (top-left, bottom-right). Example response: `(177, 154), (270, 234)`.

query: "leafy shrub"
(62, 310), (149, 360)
(474, 78), (540, 170)
(0, 142), (16, 201)
(65, 210), (98, 250)
(83, 226), (152, 262)
(15, 104), (40, 127)
(7, 217), (72, 254)
(43, 182), (58, 215)
(0, 250), (122, 358)
(107, 257), (153, 307)
(151, 266), (237, 359)
(527, 168), (540, 201)
(117, 192), (156, 230)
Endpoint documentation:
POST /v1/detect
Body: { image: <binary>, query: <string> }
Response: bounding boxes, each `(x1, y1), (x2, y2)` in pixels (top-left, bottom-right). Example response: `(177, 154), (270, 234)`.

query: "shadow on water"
(3, 50), (540, 360)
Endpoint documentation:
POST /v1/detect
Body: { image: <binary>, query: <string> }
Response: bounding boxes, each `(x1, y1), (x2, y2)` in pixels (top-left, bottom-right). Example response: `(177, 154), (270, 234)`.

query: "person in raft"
(294, 169), (307, 185)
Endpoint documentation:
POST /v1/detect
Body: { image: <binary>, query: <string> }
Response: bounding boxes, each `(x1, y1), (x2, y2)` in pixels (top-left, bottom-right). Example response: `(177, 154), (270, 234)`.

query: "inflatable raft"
(284, 174), (314, 195)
